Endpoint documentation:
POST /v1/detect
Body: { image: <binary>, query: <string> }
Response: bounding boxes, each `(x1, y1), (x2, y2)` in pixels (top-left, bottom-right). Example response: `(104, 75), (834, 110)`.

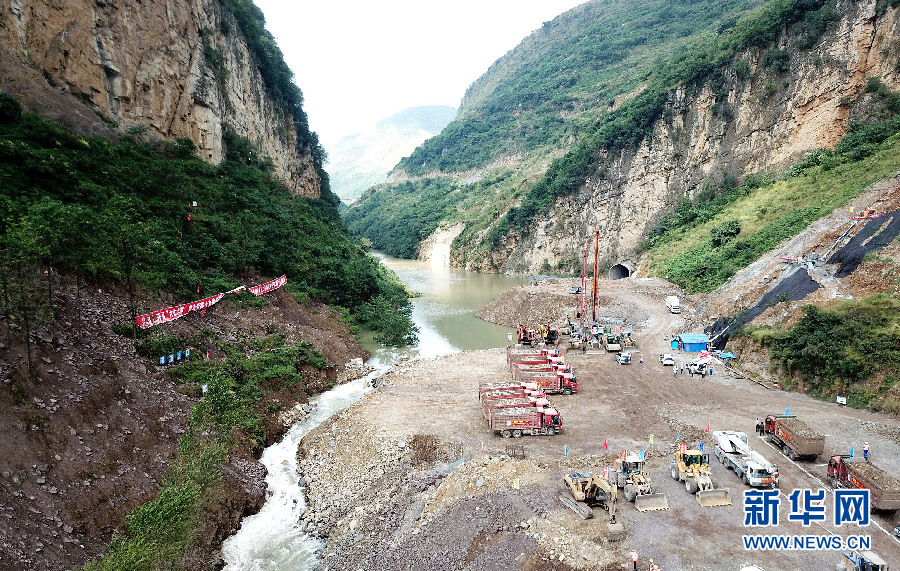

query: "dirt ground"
(297, 275), (900, 571)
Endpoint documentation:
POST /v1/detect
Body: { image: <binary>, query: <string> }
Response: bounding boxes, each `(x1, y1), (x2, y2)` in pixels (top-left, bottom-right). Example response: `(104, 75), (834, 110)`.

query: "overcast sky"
(254, 0), (586, 146)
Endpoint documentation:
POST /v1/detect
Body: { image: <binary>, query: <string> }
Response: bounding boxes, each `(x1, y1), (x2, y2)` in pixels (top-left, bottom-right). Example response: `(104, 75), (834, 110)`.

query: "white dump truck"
(712, 430), (778, 488)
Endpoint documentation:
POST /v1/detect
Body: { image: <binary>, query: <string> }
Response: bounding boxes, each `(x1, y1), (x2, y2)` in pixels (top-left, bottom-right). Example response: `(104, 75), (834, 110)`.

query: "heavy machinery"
(604, 334), (622, 352)
(828, 455), (900, 511)
(611, 452), (669, 511)
(671, 448), (732, 506)
(712, 430), (778, 488)
(764, 414), (825, 460)
(560, 472), (626, 541)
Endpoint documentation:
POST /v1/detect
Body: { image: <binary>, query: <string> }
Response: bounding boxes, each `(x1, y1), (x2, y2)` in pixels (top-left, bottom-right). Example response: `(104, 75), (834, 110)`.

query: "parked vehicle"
(615, 352), (632, 365)
(828, 455), (900, 511)
(712, 430), (778, 488)
(666, 296), (681, 313)
(764, 414), (825, 460)
(670, 448), (732, 506)
(488, 406), (561, 437)
(521, 372), (578, 395)
(604, 334), (622, 352)
(611, 452), (669, 511)
(659, 354), (675, 366)
(569, 286), (582, 294)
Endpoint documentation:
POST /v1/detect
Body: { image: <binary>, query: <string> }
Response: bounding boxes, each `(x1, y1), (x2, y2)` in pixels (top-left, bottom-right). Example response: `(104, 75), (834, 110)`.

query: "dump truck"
(671, 448), (732, 506)
(560, 472), (625, 540)
(764, 414), (825, 460)
(828, 455), (900, 511)
(482, 397), (539, 419)
(523, 372), (578, 395)
(611, 452), (669, 511)
(839, 550), (891, 571)
(513, 363), (574, 384)
(478, 382), (537, 398)
(604, 334), (622, 352)
(488, 406), (561, 438)
(712, 431), (778, 488)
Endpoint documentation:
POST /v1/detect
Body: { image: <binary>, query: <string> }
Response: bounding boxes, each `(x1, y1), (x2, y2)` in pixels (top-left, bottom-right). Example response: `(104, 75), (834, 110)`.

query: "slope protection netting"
(706, 268), (821, 350)
(828, 211), (900, 277)
(707, 211), (900, 350)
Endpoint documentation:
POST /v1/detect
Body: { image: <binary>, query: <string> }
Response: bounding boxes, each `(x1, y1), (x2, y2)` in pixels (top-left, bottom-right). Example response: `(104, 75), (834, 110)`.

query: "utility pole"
(592, 229), (599, 322)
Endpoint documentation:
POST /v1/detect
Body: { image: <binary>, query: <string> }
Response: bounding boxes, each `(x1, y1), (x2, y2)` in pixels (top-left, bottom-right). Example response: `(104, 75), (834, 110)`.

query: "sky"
(254, 0), (586, 147)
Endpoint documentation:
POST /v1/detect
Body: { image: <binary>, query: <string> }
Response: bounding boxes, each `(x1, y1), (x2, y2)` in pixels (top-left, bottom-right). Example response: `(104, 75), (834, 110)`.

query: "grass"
(643, 133), (900, 287)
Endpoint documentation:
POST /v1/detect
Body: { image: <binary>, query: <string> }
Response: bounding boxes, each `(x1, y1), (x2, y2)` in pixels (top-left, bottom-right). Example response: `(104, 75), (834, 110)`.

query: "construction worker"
(864, 442), (869, 460)
(755, 418), (763, 436)
(631, 550), (638, 570)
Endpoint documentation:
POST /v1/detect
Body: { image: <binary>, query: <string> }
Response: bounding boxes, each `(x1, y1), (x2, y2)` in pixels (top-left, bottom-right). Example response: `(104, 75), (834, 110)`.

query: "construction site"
(282, 185), (900, 571)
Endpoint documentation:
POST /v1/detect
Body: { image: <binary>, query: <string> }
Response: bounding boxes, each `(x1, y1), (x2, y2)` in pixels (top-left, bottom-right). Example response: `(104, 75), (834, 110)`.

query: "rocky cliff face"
(0, 0), (319, 198)
(467, 0), (899, 274)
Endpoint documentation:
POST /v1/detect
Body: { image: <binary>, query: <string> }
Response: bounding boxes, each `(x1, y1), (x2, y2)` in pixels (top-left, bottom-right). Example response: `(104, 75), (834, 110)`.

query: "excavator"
(611, 452), (669, 511)
(671, 448), (732, 507)
(560, 472), (626, 541)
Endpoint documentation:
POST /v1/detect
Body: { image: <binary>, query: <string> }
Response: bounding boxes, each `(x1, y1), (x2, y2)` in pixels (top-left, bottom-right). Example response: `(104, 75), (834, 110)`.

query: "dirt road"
(296, 279), (900, 570)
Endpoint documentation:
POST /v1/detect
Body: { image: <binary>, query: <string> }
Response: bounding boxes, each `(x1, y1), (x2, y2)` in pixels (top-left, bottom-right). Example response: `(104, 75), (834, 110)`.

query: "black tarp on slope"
(706, 268), (821, 350)
(828, 211), (900, 277)
(706, 210), (900, 351)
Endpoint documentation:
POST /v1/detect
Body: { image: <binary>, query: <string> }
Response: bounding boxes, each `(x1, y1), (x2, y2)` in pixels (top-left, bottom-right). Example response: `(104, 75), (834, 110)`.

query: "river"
(220, 255), (524, 569)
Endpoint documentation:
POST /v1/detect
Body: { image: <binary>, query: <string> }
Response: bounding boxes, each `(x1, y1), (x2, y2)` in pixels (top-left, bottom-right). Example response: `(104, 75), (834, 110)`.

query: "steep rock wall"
(0, 0), (319, 197)
(477, 0), (899, 274)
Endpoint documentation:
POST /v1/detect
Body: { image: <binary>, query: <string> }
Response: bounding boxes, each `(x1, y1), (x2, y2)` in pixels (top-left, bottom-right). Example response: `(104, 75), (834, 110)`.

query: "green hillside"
(0, 94), (416, 345)
(343, 0), (847, 262)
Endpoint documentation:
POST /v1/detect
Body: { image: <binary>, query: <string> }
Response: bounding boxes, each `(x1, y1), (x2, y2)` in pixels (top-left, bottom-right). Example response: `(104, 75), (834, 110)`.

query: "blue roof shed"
(678, 334), (710, 353)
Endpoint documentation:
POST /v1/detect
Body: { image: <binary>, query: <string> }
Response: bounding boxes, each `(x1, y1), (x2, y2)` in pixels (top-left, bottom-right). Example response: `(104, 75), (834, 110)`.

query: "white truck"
(712, 430), (778, 488)
(665, 296), (680, 313)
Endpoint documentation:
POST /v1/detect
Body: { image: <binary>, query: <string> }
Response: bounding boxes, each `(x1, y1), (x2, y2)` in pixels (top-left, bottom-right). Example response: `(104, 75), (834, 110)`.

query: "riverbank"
(295, 279), (900, 570)
(0, 282), (368, 570)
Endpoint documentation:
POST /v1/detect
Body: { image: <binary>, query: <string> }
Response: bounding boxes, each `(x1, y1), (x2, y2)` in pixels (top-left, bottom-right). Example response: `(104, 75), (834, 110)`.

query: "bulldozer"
(611, 453), (669, 511)
(560, 472), (626, 541)
(671, 448), (732, 507)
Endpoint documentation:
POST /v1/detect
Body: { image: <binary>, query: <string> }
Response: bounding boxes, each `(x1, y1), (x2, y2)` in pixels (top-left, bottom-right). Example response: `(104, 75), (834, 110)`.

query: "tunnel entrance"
(608, 264), (631, 279)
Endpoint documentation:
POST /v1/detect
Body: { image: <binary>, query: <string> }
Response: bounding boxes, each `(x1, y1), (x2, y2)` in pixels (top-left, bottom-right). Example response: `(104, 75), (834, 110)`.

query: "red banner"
(249, 275), (286, 296)
(136, 276), (287, 329)
(137, 293), (224, 329)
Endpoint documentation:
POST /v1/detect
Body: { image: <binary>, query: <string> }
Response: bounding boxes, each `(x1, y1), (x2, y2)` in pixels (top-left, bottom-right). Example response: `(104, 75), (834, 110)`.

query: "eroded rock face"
(469, 0), (899, 274)
(0, 0), (319, 198)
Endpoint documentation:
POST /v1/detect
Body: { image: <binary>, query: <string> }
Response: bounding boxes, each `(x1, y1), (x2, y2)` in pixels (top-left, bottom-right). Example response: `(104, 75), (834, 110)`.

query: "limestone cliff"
(0, 0), (320, 198)
(469, 0), (899, 274)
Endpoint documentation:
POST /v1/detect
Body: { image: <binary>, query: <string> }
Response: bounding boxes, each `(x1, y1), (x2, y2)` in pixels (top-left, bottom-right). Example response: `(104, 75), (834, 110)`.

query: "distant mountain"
(327, 105), (456, 203)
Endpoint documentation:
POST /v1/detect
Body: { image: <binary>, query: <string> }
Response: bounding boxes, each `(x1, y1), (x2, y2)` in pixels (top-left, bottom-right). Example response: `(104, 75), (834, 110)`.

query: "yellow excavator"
(560, 472), (626, 541)
(671, 448), (732, 507)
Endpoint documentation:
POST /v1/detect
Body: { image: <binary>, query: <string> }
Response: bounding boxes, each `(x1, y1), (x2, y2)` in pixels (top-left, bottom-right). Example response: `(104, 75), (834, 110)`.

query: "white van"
(666, 296), (681, 314)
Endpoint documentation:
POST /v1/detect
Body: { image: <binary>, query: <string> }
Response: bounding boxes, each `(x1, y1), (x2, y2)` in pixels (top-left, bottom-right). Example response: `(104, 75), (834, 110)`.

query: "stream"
(220, 255), (524, 569)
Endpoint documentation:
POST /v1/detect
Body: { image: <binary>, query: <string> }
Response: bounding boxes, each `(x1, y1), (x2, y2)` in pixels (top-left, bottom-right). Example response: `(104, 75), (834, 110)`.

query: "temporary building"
(678, 334), (711, 353)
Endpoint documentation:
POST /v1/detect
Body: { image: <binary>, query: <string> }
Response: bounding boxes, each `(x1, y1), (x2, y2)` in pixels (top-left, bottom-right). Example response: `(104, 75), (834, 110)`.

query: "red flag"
(604, 438), (608, 450)
(200, 309), (205, 316)
(705, 422), (710, 433)
(206, 349), (209, 359)
(197, 284), (200, 293)
(188, 214), (191, 221)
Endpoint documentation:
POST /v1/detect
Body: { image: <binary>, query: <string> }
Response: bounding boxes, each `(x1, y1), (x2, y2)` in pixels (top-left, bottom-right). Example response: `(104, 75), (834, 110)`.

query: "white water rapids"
(221, 255), (521, 569)
(220, 374), (375, 570)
